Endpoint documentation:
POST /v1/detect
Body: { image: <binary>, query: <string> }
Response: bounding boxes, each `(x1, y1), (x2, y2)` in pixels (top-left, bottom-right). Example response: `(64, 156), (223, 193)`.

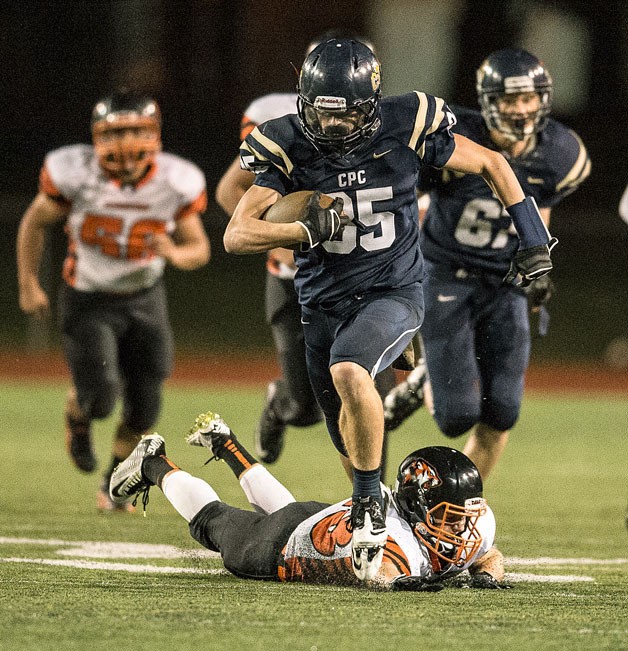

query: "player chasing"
(16, 90), (210, 511)
(222, 38), (557, 581)
(382, 49), (590, 479)
(109, 411), (509, 591)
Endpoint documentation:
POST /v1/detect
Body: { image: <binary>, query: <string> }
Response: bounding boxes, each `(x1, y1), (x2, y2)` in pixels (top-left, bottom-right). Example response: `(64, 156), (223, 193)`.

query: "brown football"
(263, 190), (334, 224)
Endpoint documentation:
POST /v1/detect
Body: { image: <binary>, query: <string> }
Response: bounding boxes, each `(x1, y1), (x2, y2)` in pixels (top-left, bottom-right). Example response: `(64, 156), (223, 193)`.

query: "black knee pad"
(285, 404), (324, 427)
(480, 404), (519, 433)
(435, 414), (478, 439)
(86, 385), (118, 420)
(123, 377), (163, 431)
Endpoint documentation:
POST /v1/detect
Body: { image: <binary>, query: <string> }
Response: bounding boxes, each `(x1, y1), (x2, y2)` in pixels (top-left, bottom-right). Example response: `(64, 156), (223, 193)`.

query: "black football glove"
(469, 572), (513, 590)
(525, 275), (555, 337)
(391, 575), (444, 592)
(524, 275), (555, 309)
(297, 191), (346, 248)
(504, 237), (558, 288)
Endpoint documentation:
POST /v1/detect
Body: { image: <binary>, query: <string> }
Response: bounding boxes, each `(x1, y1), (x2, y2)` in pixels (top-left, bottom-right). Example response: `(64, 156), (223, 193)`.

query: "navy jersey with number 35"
(420, 106), (590, 275)
(241, 92), (457, 311)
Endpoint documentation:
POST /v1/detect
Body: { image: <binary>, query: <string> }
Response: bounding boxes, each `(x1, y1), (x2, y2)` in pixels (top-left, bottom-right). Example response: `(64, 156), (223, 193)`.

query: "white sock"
(161, 471), (220, 523)
(239, 464), (296, 514)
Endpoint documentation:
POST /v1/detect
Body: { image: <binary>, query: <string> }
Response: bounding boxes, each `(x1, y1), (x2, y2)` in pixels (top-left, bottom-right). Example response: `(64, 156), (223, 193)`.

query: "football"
(263, 190), (334, 224)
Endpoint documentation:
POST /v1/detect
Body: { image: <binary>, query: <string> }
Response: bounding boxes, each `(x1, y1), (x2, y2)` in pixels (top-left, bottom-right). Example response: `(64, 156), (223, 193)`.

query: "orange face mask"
(92, 115), (161, 182)
(414, 498), (487, 567)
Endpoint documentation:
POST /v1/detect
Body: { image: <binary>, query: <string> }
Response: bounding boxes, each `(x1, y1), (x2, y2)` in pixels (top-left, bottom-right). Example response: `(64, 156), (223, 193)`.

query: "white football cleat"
(350, 494), (389, 581)
(109, 434), (165, 505)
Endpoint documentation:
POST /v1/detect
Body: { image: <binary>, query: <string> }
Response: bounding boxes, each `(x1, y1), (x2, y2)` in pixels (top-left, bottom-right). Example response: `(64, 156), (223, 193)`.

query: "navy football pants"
(421, 262), (530, 437)
(301, 284), (423, 454)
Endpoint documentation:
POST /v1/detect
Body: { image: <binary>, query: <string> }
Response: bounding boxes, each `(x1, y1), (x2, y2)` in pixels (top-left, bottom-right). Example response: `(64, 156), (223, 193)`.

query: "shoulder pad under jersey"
(43, 144), (94, 199)
(384, 92), (456, 166)
(158, 152), (206, 201)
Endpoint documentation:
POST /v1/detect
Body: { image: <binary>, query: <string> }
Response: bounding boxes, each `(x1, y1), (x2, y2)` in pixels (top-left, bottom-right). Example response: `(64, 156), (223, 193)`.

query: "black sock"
(142, 455), (180, 488)
(352, 468), (382, 503)
(216, 435), (258, 477)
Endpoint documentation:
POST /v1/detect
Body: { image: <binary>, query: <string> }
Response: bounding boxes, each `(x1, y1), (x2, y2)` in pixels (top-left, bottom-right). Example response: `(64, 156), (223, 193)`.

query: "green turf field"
(1, 380), (626, 651)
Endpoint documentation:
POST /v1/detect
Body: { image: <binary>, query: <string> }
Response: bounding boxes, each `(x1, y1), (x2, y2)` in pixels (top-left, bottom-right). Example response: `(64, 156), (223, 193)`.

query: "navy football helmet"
(91, 90), (161, 180)
(476, 49), (553, 141)
(393, 446), (487, 567)
(297, 38), (381, 156)
(305, 30), (375, 57)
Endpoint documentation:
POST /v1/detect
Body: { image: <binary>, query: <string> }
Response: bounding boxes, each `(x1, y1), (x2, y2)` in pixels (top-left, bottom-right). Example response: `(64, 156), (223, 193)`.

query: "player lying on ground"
(109, 411), (509, 589)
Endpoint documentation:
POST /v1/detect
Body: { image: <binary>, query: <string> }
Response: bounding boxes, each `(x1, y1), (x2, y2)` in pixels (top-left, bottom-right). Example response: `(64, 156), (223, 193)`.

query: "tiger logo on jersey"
(310, 508), (352, 556)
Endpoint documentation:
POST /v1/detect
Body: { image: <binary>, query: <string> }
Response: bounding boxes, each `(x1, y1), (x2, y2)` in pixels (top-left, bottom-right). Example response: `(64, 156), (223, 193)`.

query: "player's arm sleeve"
(240, 122), (293, 196)
(40, 146), (91, 206)
(215, 101), (262, 215)
(240, 96), (264, 140)
(406, 92), (457, 168)
(170, 161), (208, 220)
(545, 130), (591, 207)
(240, 114), (257, 141)
(175, 189), (208, 220)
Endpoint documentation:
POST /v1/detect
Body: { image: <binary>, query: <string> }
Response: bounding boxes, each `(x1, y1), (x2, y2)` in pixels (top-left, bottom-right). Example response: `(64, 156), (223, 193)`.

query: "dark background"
(2, 1), (627, 364)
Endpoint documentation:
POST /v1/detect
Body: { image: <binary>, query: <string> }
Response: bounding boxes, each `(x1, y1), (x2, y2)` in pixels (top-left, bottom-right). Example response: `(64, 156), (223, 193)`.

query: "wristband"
(507, 196), (551, 249)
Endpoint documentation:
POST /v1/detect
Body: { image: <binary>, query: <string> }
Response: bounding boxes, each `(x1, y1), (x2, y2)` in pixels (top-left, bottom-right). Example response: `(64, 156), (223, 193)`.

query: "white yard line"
(0, 537), (624, 581)
(0, 557), (228, 574)
(504, 572), (594, 583)
(0, 556), (596, 582)
(506, 556), (628, 566)
(0, 537), (219, 559)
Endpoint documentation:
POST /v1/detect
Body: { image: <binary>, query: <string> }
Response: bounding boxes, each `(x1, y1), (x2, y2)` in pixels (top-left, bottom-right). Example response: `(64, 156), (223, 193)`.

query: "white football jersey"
(41, 144), (206, 293)
(240, 93), (297, 140)
(241, 93), (299, 280)
(279, 494), (496, 584)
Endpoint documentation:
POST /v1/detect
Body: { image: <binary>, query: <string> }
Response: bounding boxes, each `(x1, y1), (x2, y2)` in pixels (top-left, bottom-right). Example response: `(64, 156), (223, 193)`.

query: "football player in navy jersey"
(383, 49), (590, 479)
(215, 32), (397, 472)
(224, 39), (555, 581)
